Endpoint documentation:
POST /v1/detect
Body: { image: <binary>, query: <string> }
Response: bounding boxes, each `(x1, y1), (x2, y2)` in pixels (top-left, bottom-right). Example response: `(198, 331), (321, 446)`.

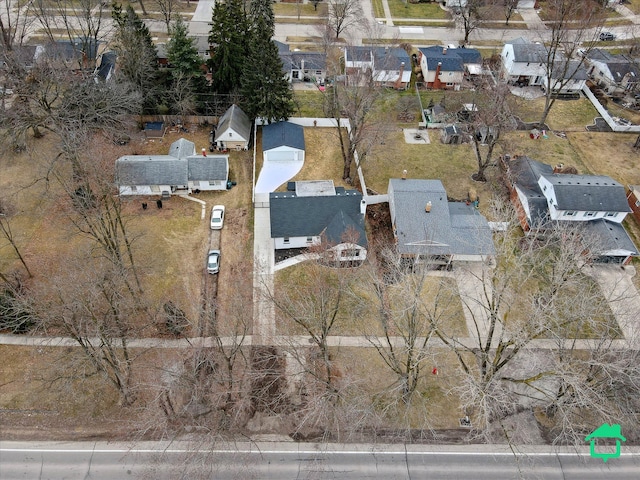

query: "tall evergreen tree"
(208, 0), (247, 94)
(167, 16), (202, 78)
(112, 4), (159, 113)
(240, 15), (293, 123)
(249, 0), (275, 34)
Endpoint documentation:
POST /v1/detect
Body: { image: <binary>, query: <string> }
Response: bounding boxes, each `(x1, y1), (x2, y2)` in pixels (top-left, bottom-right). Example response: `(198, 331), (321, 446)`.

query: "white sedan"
(210, 205), (225, 230)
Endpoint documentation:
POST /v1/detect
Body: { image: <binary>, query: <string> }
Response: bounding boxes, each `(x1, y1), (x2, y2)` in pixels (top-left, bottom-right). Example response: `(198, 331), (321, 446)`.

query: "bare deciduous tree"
(326, 0), (363, 39)
(451, 0), (483, 45)
(0, 198), (32, 278)
(537, 0), (606, 126)
(157, 0), (177, 31)
(0, 0), (35, 50)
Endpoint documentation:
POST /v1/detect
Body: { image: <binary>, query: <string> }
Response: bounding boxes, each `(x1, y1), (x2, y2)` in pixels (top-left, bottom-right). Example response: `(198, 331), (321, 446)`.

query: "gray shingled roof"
(541, 174), (631, 212)
(345, 46), (373, 63)
(215, 104), (251, 142)
(506, 157), (553, 226)
(168, 138), (196, 159)
(116, 156), (187, 185)
(270, 189), (366, 246)
(262, 121), (305, 151)
(582, 219), (638, 255)
(389, 179), (495, 257)
(511, 43), (547, 63)
(419, 46), (464, 72)
(552, 60), (588, 81)
(187, 155), (228, 181)
(373, 47), (410, 70)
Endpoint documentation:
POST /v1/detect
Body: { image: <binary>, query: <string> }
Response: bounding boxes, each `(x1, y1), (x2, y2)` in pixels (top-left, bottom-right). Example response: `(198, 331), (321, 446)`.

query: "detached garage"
(262, 121), (305, 163)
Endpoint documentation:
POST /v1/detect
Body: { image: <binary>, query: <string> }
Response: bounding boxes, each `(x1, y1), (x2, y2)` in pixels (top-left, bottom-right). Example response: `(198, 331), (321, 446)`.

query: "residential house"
(270, 180), (367, 264)
(116, 138), (229, 195)
(0, 44), (43, 70)
(156, 43), (169, 67)
(544, 60), (588, 95)
(502, 155), (637, 264)
(262, 121), (305, 162)
(626, 184), (640, 225)
(372, 47), (412, 89)
(215, 104), (252, 150)
(281, 51), (326, 83)
(191, 36), (211, 60)
(585, 48), (639, 94)
(417, 46), (465, 89)
(501, 37), (547, 86)
(388, 179), (495, 264)
(344, 46), (374, 72)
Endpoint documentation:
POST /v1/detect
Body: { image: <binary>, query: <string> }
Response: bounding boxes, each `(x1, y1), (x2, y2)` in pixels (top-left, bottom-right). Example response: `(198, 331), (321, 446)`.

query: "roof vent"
(425, 201), (432, 213)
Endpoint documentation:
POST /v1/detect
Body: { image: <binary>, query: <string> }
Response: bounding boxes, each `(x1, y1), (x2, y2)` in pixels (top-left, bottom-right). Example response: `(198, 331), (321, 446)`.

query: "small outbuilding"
(215, 104), (252, 150)
(262, 121), (305, 163)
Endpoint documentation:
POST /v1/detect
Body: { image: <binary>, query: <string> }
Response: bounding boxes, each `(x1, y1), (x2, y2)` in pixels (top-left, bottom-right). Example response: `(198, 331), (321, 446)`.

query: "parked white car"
(210, 205), (225, 229)
(207, 250), (220, 274)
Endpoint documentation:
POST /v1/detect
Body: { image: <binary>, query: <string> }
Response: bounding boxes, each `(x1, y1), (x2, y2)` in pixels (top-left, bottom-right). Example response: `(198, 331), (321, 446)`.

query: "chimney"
(395, 62), (405, 89)
(202, 148), (207, 157)
(425, 201), (432, 213)
(434, 62), (443, 89)
(553, 163), (564, 173)
(443, 47), (447, 55)
(402, 169), (407, 180)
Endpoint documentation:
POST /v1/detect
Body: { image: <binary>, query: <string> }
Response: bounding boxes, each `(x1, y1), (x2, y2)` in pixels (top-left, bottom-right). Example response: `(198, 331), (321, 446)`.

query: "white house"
(372, 47), (412, 89)
(116, 138), (229, 195)
(417, 46), (465, 89)
(544, 60), (588, 95)
(503, 156), (637, 264)
(344, 46), (374, 71)
(262, 121), (305, 163)
(585, 48), (639, 94)
(501, 38), (547, 86)
(270, 180), (368, 264)
(215, 104), (252, 150)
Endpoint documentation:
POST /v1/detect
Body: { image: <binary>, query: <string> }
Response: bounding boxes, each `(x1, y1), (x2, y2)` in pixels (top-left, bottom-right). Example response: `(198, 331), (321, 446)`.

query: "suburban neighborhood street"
(2, 441), (640, 479)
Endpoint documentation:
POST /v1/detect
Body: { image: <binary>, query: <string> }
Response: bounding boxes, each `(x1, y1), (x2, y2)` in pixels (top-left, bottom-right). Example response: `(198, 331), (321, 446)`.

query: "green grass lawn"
(387, 0), (449, 19)
(273, 2), (328, 16)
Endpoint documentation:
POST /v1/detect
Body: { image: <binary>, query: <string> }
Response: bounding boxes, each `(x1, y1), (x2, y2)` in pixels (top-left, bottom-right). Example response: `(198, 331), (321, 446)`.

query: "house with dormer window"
(503, 155), (637, 264)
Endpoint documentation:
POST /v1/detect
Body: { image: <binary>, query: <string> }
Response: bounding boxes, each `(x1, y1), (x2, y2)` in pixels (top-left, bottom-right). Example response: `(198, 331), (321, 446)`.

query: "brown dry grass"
(337, 347), (465, 430)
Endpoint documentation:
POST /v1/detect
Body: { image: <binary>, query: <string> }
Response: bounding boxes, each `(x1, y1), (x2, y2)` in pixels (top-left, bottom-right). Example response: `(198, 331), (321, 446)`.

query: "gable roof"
(215, 104), (251, 142)
(551, 60), (588, 81)
(116, 156), (187, 185)
(419, 46), (464, 72)
(262, 121), (305, 151)
(282, 51), (326, 72)
(269, 187), (366, 246)
(540, 173), (631, 212)
(373, 47), (411, 70)
(389, 179), (495, 257)
(509, 42), (547, 63)
(506, 156), (553, 227)
(586, 49), (639, 83)
(582, 219), (638, 256)
(96, 51), (117, 81)
(187, 155), (228, 181)
(345, 46), (373, 63)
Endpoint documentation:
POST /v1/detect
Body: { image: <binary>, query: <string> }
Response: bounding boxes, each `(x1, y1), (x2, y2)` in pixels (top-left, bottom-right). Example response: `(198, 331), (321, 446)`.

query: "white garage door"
(267, 150), (295, 162)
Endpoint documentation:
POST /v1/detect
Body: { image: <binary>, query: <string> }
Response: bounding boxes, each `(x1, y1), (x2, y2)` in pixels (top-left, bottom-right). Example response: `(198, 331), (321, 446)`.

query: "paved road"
(2, 441), (639, 479)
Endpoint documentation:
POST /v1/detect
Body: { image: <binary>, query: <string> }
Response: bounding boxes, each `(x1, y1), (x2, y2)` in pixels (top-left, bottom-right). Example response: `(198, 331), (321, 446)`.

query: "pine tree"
(112, 4), (159, 112)
(240, 15), (293, 123)
(249, 0), (275, 34)
(208, 0), (247, 94)
(167, 16), (202, 78)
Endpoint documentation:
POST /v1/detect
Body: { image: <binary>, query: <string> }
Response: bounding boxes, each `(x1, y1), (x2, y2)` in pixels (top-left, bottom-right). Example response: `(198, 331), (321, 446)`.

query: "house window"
(584, 211), (596, 217)
(446, 82), (454, 86)
(543, 185), (547, 191)
(209, 180), (221, 186)
(150, 185), (160, 192)
(564, 211), (577, 217)
(315, 70), (322, 76)
(306, 237), (313, 243)
(131, 185), (137, 192)
(606, 212), (617, 218)
(635, 200), (640, 207)
(192, 181), (200, 187)
(229, 132), (232, 137)
(284, 237), (290, 244)
(292, 71), (299, 79)
(341, 248), (360, 258)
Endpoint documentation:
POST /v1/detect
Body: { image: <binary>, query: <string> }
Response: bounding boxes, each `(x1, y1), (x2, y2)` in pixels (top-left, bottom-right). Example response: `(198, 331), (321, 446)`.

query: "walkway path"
(519, 7), (547, 31)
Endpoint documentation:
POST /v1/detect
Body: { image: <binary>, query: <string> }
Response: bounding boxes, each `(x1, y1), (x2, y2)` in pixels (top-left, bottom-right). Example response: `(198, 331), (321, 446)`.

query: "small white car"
(210, 205), (225, 229)
(207, 250), (220, 274)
